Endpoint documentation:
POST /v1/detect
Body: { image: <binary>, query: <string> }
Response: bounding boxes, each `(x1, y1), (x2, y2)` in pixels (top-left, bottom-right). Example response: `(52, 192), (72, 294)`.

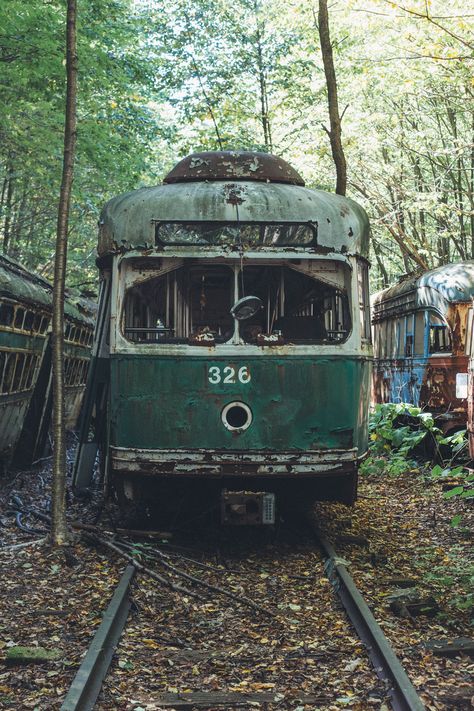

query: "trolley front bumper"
(109, 446), (360, 478)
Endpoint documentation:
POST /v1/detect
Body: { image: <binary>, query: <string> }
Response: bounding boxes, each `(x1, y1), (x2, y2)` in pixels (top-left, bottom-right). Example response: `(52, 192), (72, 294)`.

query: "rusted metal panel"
(163, 150), (306, 186)
(373, 355), (468, 433)
(446, 301), (470, 355)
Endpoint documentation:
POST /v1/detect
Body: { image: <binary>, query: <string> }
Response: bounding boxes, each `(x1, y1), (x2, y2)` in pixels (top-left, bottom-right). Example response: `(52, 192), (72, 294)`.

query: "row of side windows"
(0, 350), (39, 394)
(64, 358), (89, 387)
(65, 323), (93, 347)
(0, 299), (93, 347)
(0, 351), (89, 396)
(0, 301), (50, 335)
(374, 310), (452, 359)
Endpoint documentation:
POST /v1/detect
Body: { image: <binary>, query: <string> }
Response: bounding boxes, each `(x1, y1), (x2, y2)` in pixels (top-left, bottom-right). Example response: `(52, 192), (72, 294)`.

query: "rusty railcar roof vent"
(163, 151), (305, 186)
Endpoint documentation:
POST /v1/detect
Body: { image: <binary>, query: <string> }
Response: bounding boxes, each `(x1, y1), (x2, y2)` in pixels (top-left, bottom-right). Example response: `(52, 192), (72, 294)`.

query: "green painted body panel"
(0, 331), (89, 357)
(110, 355), (371, 454)
(0, 394), (30, 459)
(0, 330), (45, 353)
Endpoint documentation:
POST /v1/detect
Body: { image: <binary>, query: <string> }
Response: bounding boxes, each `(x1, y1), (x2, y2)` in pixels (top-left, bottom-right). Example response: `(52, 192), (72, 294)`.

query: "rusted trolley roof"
(98, 151), (370, 259)
(372, 261), (474, 322)
(163, 151), (306, 185)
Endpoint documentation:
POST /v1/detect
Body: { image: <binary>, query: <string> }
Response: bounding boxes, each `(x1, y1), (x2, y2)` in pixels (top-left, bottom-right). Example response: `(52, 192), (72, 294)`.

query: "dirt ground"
(0, 461), (472, 711)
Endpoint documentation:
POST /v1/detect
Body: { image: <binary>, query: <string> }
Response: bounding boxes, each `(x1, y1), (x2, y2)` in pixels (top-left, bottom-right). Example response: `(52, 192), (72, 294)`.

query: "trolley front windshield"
(155, 222), (316, 247)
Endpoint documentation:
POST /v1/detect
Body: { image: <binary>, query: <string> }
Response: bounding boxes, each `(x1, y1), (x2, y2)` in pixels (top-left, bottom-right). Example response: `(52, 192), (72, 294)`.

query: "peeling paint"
(165, 151), (304, 186)
(223, 183), (246, 206)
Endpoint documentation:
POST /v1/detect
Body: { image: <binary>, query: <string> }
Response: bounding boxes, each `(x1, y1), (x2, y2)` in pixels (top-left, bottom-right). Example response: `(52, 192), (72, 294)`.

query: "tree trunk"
(471, 106), (474, 257)
(254, 2), (272, 152)
(372, 238), (389, 288)
(3, 160), (15, 253)
(51, 0), (77, 546)
(10, 182), (28, 258)
(317, 0), (347, 196)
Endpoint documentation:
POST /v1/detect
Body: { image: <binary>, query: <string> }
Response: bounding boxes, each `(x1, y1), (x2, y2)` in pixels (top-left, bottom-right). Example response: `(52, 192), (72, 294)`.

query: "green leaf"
(443, 486), (464, 499)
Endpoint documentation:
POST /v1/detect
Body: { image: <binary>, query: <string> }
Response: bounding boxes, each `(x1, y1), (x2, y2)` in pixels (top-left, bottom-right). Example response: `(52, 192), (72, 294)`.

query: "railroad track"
(61, 523), (426, 711)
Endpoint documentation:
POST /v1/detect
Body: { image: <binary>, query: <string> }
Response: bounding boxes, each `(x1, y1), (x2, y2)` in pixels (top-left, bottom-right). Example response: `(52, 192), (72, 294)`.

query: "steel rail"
(317, 534), (426, 711)
(60, 564), (136, 711)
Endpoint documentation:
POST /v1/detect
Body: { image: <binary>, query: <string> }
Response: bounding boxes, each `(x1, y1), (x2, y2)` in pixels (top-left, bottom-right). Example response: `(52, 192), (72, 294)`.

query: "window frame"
(357, 260), (371, 343)
(154, 220), (318, 249)
(119, 258), (353, 347)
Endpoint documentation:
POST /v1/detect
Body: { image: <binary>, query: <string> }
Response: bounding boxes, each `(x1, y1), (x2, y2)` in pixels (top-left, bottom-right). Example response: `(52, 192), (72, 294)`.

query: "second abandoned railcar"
(372, 262), (474, 434)
(0, 254), (94, 466)
(74, 151), (372, 522)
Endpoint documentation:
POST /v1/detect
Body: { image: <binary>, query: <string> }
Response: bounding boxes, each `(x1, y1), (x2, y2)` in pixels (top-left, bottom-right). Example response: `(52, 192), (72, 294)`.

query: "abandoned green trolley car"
(0, 254), (94, 467)
(74, 151), (372, 523)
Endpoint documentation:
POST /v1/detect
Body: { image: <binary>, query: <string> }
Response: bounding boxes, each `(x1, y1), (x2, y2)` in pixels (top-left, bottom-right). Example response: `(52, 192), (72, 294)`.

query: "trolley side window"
(0, 302), (14, 327)
(404, 314), (415, 357)
(0, 299), (50, 337)
(429, 313), (452, 354)
(396, 318), (405, 357)
(122, 265), (234, 343)
(357, 261), (371, 342)
(414, 312), (425, 356)
(0, 350), (39, 394)
(374, 320), (391, 358)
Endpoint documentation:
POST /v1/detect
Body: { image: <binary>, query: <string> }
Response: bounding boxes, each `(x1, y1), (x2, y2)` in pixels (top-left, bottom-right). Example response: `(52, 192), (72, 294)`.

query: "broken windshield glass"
(155, 222), (316, 247)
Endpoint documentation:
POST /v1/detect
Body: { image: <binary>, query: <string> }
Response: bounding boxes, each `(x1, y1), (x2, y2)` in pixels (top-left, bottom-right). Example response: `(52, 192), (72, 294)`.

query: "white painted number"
(208, 366), (251, 384)
(208, 366), (221, 384)
(222, 366), (234, 383)
(238, 366), (251, 383)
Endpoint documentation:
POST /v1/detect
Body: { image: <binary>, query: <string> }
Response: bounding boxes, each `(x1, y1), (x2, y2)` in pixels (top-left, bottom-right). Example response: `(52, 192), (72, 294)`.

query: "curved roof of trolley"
(98, 150), (370, 259)
(0, 254), (95, 325)
(372, 261), (474, 321)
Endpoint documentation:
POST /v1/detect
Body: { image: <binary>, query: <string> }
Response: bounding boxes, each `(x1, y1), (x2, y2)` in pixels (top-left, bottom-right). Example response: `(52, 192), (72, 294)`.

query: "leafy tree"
(51, 0), (78, 546)
(0, 0), (167, 286)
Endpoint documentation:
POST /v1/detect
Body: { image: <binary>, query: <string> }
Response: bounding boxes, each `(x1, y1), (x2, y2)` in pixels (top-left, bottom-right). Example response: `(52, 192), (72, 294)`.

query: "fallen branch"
(82, 532), (204, 601)
(114, 538), (276, 618)
(24, 514), (277, 617)
(116, 527), (173, 540)
(1, 537), (47, 551)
